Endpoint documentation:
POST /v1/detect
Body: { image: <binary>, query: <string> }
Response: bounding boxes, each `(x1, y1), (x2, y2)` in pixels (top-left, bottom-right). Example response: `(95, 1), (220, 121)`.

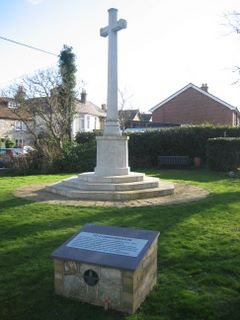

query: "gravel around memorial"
(15, 182), (209, 207)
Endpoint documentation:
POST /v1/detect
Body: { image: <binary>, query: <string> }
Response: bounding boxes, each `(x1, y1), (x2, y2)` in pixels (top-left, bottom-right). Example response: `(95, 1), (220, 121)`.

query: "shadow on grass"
(1, 189), (239, 262)
(1, 189), (240, 244)
(1, 168), (240, 320)
(0, 197), (32, 210)
(143, 168), (227, 183)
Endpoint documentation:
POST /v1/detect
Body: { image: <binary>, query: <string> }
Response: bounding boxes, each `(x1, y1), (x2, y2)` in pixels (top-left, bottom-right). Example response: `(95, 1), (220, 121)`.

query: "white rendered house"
(72, 90), (106, 136)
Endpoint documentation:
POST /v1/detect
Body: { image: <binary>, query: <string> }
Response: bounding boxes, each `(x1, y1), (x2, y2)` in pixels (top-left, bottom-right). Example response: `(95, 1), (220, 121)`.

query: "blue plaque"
(66, 231), (148, 257)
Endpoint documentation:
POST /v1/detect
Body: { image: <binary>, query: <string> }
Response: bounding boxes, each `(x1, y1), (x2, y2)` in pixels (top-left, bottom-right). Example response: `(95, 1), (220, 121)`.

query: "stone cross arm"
(100, 18), (127, 37)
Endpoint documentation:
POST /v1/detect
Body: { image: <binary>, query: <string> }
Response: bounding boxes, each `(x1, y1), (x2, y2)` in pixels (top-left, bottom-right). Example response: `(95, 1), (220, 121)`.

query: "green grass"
(0, 169), (239, 320)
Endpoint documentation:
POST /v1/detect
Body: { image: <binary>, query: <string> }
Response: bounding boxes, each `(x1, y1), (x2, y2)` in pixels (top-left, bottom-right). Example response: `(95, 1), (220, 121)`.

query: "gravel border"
(15, 183), (209, 208)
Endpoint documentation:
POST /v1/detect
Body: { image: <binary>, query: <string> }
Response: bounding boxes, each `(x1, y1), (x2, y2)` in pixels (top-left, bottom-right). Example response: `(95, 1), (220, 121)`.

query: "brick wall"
(152, 88), (235, 126)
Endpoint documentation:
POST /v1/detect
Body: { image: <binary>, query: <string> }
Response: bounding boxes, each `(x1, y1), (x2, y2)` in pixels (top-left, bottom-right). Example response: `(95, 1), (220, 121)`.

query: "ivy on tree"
(58, 45), (77, 141)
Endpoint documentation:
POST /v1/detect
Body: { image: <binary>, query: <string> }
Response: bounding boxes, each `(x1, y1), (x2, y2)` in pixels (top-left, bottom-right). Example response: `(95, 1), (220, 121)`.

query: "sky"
(0, 0), (240, 112)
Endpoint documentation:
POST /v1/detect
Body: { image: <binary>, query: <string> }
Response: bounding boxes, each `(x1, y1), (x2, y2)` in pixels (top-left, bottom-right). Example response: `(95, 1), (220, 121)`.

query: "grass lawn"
(0, 169), (239, 320)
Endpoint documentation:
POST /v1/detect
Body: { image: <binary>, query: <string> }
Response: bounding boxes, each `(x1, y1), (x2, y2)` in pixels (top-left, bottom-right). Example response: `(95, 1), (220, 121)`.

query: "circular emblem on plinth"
(84, 269), (99, 286)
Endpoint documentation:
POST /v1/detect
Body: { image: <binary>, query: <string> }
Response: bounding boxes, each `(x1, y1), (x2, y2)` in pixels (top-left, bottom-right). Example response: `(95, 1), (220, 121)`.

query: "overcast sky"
(0, 0), (240, 112)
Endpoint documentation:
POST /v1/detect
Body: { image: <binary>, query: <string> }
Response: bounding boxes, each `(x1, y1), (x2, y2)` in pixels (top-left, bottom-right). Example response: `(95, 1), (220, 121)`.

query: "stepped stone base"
(46, 172), (174, 201)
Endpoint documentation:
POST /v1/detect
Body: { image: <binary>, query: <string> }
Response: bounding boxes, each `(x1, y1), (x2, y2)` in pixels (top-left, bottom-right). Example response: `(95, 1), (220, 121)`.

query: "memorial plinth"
(95, 135), (130, 176)
(51, 224), (159, 314)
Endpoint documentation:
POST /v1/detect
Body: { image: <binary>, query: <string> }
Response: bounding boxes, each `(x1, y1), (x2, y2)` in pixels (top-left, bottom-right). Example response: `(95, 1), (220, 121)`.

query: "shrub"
(57, 140), (96, 173)
(9, 151), (43, 175)
(9, 138), (97, 175)
(0, 138), (5, 148)
(9, 139), (61, 174)
(75, 131), (100, 144)
(5, 138), (15, 148)
(207, 137), (240, 171)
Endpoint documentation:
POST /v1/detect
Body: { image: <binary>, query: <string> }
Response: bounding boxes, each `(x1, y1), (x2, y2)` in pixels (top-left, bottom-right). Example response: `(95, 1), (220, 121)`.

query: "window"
(8, 101), (17, 109)
(87, 116), (90, 129)
(15, 121), (27, 131)
(80, 115), (84, 130)
(15, 139), (25, 147)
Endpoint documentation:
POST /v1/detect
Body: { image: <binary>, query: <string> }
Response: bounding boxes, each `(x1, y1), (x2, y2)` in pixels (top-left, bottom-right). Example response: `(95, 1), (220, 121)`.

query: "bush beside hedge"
(57, 140), (96, 173)
(207, 138), (240, 171)
(75, 131), (100, 144)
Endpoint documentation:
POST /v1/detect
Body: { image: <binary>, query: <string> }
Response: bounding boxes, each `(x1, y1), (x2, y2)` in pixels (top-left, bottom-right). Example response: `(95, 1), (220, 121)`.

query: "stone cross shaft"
(100, 8), (127, 136)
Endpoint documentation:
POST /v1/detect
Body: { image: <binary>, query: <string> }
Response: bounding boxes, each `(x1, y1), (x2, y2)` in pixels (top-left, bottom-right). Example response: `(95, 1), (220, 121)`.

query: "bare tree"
(1, 46), (77, 156)
(118, 87), (134, 131)
(2, 69), (63, 150)
(225, 11), (240, 34)
(225, 11), (240, 84)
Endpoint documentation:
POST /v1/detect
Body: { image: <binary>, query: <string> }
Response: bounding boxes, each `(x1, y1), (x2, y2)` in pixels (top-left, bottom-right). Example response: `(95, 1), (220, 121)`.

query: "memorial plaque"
(51, 224), (158, 271)
(66, 231), (148, 257)
(51, 224), (160, 314)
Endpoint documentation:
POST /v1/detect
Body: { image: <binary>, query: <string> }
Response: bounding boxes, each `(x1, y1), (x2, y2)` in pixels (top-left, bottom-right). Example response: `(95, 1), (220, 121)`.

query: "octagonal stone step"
(62, 176), (159, 191)
(46, 181), (174, 201)
(78, 172), (145, 184)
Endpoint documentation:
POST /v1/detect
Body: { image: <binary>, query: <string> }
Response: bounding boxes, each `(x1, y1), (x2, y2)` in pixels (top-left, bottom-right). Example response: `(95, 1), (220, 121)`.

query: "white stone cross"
(100, 8), (127, 136)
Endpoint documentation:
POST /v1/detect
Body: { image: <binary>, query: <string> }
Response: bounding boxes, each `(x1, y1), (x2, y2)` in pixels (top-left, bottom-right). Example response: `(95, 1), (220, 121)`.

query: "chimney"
(80, 89), (87, 104)
(200, 83), (208, 92)
(101, 104), (107, 112)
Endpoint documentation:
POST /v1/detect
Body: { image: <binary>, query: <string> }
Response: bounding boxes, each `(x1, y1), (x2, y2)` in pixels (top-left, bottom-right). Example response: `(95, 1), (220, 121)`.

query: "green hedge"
(128, 126), (240, 168)
(15, 126), (239, 174)
(75, 131), (100, 144)
(207, 138), (240, 171)
(56, 126), (240, 172)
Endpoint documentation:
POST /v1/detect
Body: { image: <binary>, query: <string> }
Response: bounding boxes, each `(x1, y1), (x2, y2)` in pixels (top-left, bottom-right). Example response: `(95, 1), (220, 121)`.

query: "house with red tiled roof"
(149, 83), (240, 126)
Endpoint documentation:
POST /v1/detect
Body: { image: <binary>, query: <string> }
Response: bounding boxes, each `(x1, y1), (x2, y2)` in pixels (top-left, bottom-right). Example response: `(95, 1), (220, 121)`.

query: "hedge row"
(61, 127), (240, 171)
(128, 126), (240, 168)
(207, 138), (240, 171)
(11, 127), (240, 174)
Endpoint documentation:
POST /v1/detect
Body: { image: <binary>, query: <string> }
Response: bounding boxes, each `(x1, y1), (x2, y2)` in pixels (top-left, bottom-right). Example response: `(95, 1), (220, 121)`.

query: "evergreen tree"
(58, 45), (77, 141)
